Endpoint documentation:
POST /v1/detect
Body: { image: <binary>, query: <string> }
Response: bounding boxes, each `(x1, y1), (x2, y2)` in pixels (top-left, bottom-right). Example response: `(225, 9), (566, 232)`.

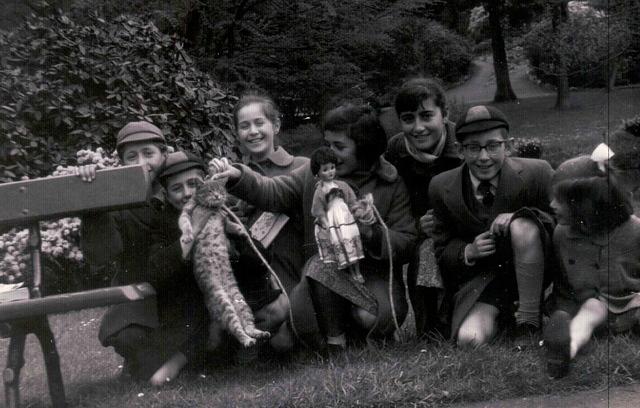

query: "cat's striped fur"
(179, 179), (270, 348)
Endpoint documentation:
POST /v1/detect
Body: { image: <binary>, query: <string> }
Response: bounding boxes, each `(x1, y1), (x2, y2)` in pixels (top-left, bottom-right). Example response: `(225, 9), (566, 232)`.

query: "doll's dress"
(314, 181), (364, 269)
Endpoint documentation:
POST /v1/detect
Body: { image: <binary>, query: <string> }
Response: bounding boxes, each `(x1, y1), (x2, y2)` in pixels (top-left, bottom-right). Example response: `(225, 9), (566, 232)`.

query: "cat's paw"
(240, 337), (257, 347)
(247, 328), (271, 339)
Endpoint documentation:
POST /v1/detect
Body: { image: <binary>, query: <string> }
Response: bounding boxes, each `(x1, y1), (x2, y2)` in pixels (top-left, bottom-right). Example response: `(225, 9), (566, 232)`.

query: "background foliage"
(523, 4), (633, 88)
(0, 12), (236, 183)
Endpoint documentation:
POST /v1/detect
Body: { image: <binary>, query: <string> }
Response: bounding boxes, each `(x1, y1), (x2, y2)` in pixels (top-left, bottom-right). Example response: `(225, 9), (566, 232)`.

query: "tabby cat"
(179, 178), (270, 348)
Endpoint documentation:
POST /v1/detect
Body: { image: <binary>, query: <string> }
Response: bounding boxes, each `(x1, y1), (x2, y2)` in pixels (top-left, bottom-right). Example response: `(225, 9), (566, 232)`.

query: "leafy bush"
(523, 12), (631, 88)
(0, 12), (236, 182)
(513, 138), (543, 159)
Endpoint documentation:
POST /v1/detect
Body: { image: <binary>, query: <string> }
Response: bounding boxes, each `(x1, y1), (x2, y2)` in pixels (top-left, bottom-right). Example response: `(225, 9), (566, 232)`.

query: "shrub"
(512, 138), (543, 159)
(0, 12), (236, 183)
(523, 12), (631, 88)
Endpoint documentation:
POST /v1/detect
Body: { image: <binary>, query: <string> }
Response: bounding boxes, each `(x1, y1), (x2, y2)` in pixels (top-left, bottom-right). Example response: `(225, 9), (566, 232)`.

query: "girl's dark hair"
(322, 103), (387, 169)
(553, 176), (632, 234)
(394, 77), (447, 117)
(232, 92), (281, 129)
(310, 147), (338, 176)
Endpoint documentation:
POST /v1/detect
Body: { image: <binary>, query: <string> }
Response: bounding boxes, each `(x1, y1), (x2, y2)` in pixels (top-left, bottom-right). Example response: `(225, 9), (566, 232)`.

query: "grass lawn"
(2, 87), (639, 407)
(3, 308), (640, 407)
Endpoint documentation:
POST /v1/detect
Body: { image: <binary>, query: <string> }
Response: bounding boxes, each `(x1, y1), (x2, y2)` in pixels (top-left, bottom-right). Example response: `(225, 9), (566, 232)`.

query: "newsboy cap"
(158, 151), (207, 182)
(455, 105), (510, 141)
(116, 121), (166, 152)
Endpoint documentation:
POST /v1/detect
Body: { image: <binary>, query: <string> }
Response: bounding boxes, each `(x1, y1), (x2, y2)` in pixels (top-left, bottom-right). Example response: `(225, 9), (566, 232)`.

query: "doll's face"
(318, 162), (336, 181)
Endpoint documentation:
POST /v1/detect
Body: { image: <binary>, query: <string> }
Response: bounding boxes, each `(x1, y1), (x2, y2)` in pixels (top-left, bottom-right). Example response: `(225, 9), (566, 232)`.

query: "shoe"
(511, 321), (542, 351)
(544, 311), (571, 379)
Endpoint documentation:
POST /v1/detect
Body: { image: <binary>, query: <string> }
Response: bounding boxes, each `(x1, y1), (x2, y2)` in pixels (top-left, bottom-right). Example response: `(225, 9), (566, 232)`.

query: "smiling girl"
(384, 78), (462, 338)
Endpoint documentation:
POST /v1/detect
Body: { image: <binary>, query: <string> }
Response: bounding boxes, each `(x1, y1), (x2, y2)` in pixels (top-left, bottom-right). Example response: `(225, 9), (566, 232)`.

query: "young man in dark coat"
(428, 105), (555, 347)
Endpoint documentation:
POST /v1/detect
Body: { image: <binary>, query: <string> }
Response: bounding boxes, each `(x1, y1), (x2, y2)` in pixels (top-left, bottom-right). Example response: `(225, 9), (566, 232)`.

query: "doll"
(310, 147), (365, 283)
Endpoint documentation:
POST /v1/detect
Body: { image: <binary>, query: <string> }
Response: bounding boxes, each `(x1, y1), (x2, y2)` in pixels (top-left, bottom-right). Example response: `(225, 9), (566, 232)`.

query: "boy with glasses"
(428, 105), (555, 347)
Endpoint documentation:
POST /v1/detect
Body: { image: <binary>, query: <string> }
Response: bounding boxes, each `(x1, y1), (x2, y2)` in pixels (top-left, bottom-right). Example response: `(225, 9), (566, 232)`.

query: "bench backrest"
(0, 165), (149, 228)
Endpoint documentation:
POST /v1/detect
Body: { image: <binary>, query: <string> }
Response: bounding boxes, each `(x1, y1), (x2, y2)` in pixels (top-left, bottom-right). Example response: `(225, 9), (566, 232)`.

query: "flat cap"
(455, 105), (509, 141)
(116, 121), (166, 151)
(158, 151), (207, 181)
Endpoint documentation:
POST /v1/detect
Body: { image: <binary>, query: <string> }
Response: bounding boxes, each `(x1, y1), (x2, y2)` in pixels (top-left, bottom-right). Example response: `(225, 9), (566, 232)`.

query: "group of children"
(73, 78), (640, 384)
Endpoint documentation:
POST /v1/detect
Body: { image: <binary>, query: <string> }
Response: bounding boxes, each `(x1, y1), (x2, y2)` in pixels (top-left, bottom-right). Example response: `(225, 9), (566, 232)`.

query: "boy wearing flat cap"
(428, 105), (555, 347)
(75, 121), (171, 382)
(147, 152), (288, 384)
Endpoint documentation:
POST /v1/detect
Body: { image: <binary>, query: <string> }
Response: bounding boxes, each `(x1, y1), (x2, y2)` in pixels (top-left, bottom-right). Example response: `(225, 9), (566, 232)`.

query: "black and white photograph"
(0, 0), (639, 406)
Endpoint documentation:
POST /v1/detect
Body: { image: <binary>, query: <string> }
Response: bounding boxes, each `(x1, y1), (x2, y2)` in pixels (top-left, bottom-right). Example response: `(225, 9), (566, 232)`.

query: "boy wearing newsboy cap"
(428, 105), (555, 347)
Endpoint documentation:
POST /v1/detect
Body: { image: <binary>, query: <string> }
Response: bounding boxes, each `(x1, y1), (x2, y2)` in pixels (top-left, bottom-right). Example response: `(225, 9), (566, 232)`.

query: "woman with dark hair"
(544, 176), (640, 378)
(209, 103), (416, 352)
(384, 78), (462, 338)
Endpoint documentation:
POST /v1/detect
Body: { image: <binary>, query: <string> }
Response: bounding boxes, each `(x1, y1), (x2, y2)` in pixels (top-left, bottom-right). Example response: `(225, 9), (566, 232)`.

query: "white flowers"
(0, 147), (117, 283)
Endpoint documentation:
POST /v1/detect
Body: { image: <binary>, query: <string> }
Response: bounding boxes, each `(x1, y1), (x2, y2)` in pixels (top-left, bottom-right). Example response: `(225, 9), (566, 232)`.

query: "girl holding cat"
(209, 103), (416, 353)
(545, 175), (640, 378)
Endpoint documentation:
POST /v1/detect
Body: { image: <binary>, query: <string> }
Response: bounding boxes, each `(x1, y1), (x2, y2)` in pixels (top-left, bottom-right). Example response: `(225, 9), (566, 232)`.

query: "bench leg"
(33, 318), (66, 408)
(4, 333), (26, 408)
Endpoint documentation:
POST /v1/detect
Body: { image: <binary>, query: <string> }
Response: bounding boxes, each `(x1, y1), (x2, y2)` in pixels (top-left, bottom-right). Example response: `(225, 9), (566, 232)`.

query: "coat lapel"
(443, 165), (485, 229)
(492, 158), (525, 214)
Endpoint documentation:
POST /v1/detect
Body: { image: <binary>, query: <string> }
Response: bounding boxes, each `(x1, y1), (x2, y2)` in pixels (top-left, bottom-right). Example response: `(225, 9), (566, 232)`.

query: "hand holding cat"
(209, 158), (241, 182)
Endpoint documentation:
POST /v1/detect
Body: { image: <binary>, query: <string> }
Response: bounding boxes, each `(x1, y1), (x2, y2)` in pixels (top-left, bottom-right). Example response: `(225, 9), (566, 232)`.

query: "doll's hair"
(394, 77), (447, 117)
(310, 147), (338, 176)
(322, 103), (387, 169)
(553, 176), (632, 234)
(232, 91), (281, 129)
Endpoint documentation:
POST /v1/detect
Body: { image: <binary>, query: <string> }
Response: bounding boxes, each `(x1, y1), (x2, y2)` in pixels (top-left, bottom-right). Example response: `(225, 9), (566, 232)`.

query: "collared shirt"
(468, 171), (499, 203)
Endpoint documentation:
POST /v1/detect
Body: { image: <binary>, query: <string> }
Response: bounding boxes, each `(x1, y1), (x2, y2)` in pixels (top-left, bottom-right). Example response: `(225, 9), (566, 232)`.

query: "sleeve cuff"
(463, 245), (476, 266)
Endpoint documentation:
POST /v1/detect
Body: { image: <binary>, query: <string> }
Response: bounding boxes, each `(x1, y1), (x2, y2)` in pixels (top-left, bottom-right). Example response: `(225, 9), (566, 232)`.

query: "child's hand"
(419, 209), (435, 236)
(490, 212), (514, 237)
(209, 158), (241, 182)
(465, 231), (496, 263)
(73, 165), (97, 182)
(224, 217), (248, 237)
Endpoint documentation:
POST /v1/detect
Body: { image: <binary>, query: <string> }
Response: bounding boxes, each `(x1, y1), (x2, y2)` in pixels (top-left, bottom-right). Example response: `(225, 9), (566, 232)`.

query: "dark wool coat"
(428, 157), (555, 338)
(82, 205), (161, 343)
(242, 147), (309, 294)
(553, 216), (640, 316)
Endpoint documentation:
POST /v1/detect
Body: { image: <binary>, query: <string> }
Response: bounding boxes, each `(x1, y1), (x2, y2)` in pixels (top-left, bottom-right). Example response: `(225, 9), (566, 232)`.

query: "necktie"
(478, 181), (494, 207)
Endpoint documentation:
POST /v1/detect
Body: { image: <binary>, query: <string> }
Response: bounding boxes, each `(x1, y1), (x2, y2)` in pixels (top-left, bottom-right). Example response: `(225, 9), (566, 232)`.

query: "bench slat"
(0, 283), (155, 321)
(0, 165), (149, 228)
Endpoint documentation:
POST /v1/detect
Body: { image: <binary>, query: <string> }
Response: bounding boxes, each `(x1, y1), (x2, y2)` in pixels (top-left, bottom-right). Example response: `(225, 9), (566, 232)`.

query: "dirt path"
(446, 55), (554, 105)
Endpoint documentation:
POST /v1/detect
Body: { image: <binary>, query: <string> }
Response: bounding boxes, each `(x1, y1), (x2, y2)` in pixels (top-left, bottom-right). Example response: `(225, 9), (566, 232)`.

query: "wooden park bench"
(0, 165), (157, 408)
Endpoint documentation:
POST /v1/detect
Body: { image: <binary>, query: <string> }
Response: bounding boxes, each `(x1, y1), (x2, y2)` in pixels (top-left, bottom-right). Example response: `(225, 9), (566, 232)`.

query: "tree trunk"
(555, 67), (570, 109)
(552, 0), (570, 109)
(486, 0), (517, 102)
(608, 61), (618, 91)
